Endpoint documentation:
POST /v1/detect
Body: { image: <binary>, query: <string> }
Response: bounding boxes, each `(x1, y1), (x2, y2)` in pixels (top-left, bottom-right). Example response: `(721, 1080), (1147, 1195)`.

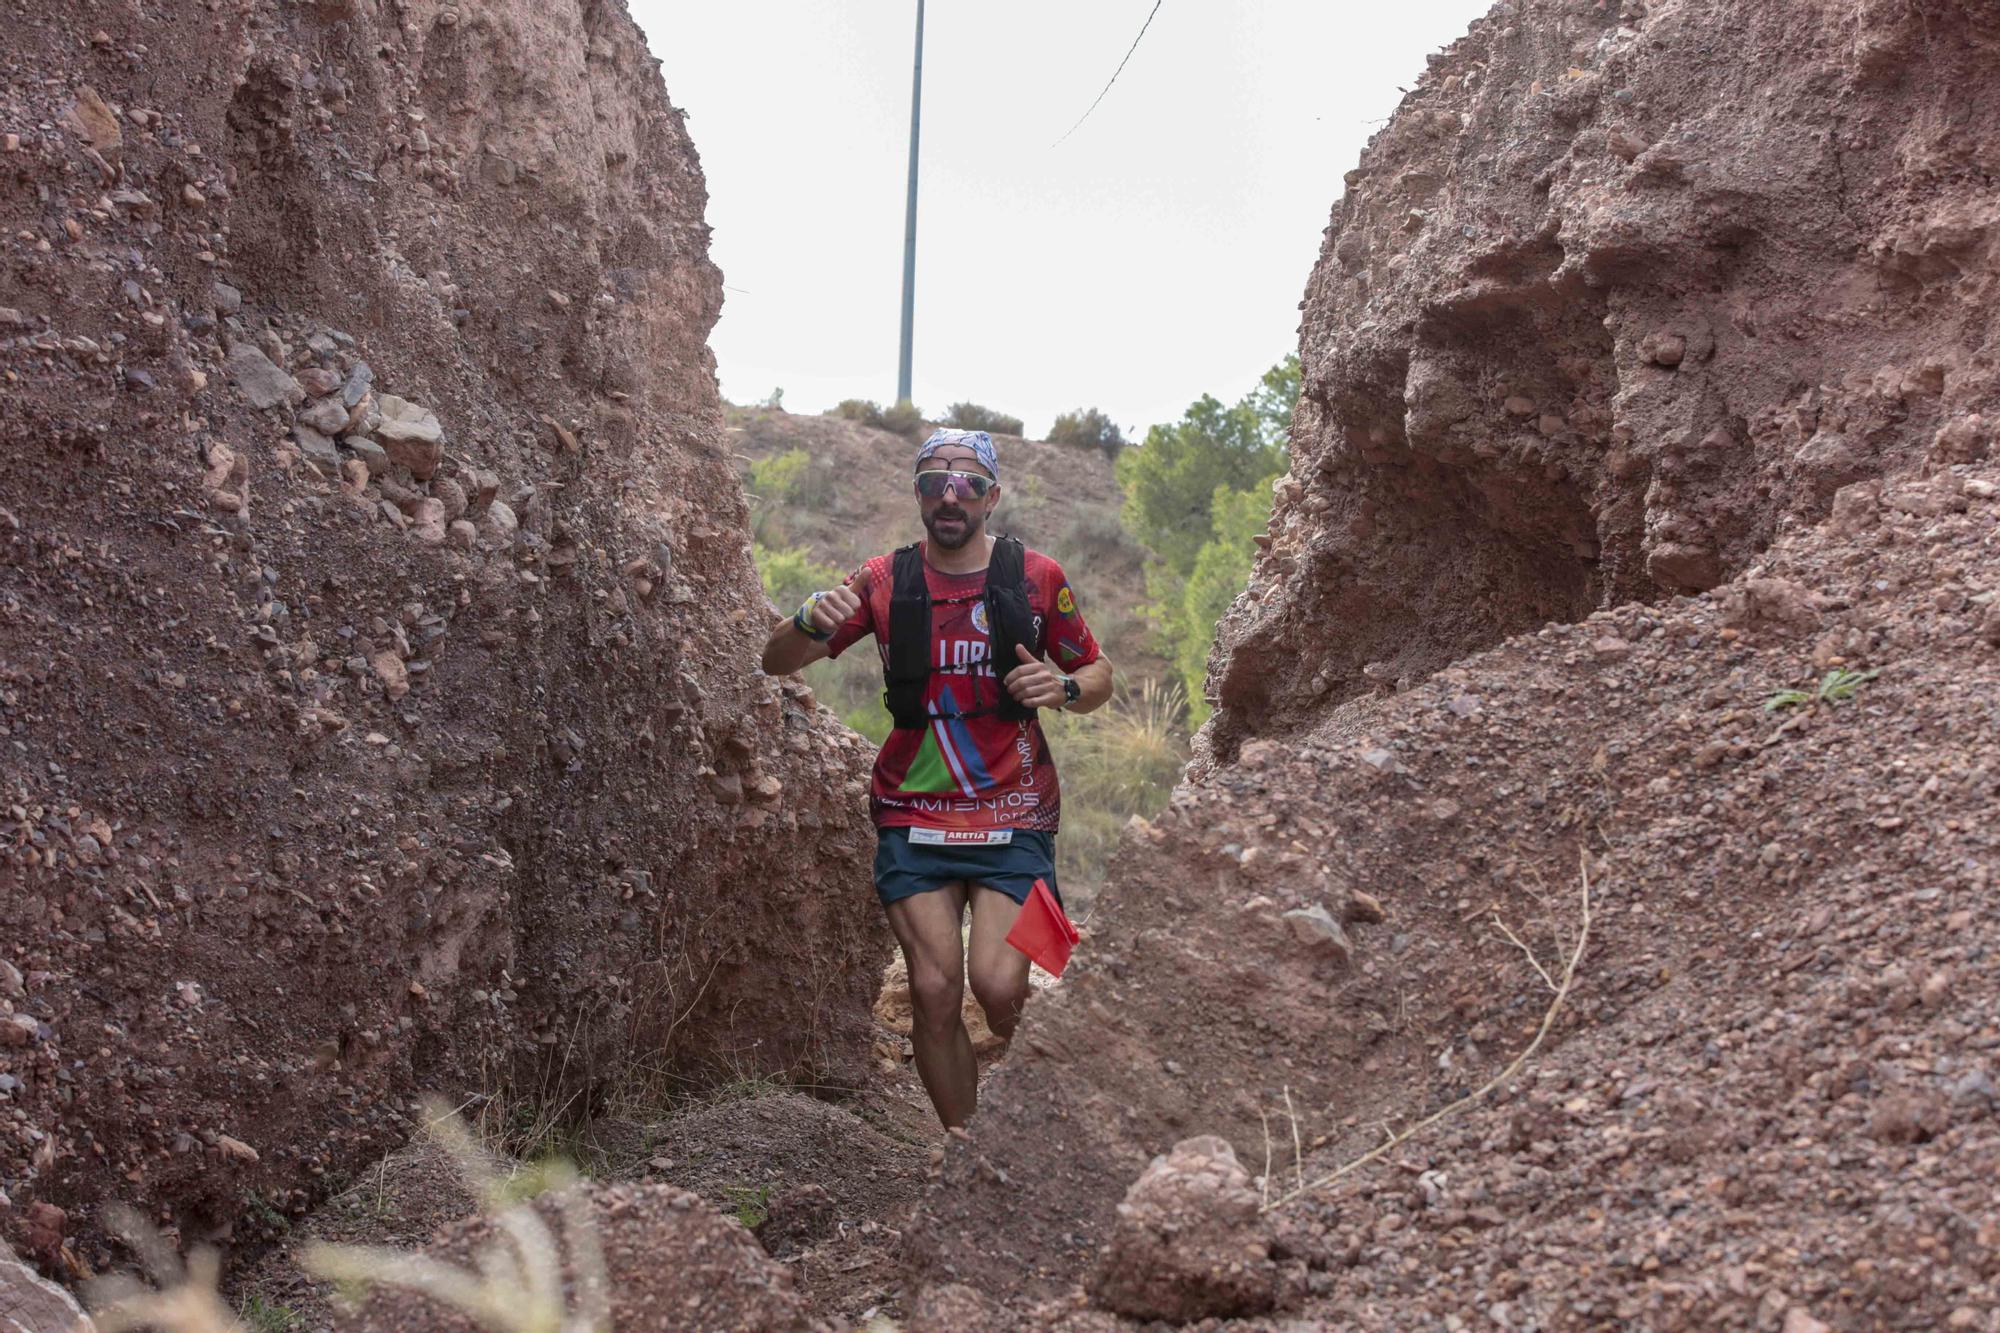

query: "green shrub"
(837, 681), (893, 744)
(1117, 395), (1285, 583)
(724, 1183), (773, 1229)
(1049, 407), (1125, 458)
(1118, 355), (1295, 711)
(830, 398), (931, 439)
(1055, 677), (1188, 813)
(833, 398), (885, 428)
(1170, 483), (1272, 724)
(753, 545), (892, 741)
(753, 542), (842, 613)
(944, 402), (1025, 436)
(879, 400), (929, 440)
(747, 447), (814, 506)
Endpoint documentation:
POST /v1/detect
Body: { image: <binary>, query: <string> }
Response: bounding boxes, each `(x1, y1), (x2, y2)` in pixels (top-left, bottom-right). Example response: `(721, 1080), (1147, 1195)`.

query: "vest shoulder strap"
(884, 543), (930, 730)
(984, 536), (1038, 724)
(988, 533), (1026, 586)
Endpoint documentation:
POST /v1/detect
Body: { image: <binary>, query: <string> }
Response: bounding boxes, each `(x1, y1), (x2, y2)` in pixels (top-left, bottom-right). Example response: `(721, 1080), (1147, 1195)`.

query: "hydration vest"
(883, 535), (1039, 731)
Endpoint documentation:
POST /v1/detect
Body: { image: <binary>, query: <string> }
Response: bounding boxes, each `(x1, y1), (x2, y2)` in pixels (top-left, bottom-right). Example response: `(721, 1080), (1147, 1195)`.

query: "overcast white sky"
(628, 1), (1490, 439)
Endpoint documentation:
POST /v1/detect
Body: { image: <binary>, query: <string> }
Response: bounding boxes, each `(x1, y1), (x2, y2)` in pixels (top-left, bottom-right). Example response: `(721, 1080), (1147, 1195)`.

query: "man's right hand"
(806, 584), (861, 637)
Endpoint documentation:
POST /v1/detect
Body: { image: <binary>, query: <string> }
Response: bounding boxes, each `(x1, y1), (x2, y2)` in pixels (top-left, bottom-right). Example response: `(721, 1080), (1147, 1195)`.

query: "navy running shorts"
(873, 827), (1059, 907)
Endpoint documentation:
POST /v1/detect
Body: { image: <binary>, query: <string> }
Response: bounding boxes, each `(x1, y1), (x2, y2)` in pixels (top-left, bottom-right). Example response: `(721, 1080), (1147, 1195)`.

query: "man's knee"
(908, 964), (965, 1033)
(968, 967), (1029, 1024)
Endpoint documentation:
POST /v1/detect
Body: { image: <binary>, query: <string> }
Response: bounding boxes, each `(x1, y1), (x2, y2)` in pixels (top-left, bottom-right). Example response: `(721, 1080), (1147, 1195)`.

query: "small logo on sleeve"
(1055, 586), (1076, 615)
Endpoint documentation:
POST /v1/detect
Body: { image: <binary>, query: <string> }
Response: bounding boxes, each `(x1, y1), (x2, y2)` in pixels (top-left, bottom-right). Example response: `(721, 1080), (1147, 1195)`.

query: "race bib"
(908, 828), (1014, 846)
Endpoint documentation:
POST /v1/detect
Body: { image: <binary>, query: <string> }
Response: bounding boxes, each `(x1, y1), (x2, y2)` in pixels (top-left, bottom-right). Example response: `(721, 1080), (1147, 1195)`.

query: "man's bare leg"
(885, 881), (977, 1127)
(966, 885), (1032, 1042)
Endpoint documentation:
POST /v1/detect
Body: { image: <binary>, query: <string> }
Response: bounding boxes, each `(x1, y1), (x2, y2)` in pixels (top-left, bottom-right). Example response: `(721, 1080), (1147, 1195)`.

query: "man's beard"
(924, 505), (982, 550)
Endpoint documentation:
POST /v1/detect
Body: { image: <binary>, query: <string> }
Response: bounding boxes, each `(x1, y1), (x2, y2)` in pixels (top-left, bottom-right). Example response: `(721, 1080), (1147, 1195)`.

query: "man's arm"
(760, 616), (831, 676)
(1064, 655), (1114, 715)
(760, 578), (863, 676)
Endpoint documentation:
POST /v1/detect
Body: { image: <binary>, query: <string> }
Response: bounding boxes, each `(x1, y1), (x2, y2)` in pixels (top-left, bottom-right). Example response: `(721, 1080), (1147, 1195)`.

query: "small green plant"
(722, 1183), (772, 1230)
(760, 386), (785, 410)
(243, 1194), (292, 1235)
(238, 1295), (300, 1332)
(1763, 666), (1880, 711)
(943, 401), (1024, 436)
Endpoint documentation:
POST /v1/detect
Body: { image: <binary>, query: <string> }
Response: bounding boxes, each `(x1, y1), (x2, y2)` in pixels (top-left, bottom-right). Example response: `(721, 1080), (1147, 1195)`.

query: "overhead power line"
(1050, 1), (1163, 148)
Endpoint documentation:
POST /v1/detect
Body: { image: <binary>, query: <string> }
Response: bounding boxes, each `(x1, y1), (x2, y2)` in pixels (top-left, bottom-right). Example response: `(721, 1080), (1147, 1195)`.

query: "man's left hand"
(1004, 643), (1066, 710)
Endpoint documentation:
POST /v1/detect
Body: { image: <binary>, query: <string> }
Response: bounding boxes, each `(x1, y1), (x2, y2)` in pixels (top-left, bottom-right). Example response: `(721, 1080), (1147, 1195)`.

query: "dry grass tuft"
(85, 1206), (243, 1332)
(301, 1100), (610, 1333)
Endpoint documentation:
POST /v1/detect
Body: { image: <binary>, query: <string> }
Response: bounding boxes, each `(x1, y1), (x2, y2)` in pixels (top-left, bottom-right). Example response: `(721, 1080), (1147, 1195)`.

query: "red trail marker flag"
(1005, 878), (1080, 977)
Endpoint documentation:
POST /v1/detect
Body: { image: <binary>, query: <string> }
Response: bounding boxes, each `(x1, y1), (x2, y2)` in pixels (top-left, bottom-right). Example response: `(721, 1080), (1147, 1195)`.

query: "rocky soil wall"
(0, 0), (884, 1277)
(1207, 0), (1999, 764)
(912, 1), (2000, 1327)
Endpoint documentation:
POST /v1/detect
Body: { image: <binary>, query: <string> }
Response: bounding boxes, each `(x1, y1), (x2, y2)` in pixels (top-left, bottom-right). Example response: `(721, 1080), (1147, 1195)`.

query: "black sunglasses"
(914, 470), (995, 500)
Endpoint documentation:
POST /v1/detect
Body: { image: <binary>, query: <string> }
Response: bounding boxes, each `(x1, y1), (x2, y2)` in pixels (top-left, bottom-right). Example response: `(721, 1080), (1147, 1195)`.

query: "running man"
(760, 427), (1113, 1126)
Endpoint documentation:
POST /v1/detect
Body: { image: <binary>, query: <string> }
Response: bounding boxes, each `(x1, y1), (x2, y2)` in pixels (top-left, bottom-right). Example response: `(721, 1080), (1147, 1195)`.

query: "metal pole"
(897, 0), (924, 405)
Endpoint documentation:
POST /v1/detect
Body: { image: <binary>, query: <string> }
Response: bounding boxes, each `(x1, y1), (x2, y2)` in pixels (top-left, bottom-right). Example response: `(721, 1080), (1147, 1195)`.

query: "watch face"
(1063, 675), (1081, 703)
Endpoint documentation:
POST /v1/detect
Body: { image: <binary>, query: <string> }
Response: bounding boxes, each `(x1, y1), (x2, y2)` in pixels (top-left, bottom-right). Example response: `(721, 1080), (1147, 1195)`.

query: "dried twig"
(1490, 912), (1558, 993)
(1263, 846), (1595, 1213)
(1282, 1085), (1305, 1195)
(1257, 1105), (1274, 1209)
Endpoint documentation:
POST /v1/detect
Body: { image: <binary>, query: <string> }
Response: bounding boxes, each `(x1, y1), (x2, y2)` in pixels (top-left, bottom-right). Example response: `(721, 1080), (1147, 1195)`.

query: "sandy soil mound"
(599, 1095), (925, 1250)
(0, 0), (883, 1278)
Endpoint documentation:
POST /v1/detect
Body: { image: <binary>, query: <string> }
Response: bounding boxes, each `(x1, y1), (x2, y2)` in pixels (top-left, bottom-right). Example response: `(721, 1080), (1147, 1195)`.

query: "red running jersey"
(826, 545), (1101, 832)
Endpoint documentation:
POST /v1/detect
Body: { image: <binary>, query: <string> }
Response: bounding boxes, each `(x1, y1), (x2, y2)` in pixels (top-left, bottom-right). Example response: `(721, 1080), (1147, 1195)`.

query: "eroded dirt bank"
(913, 1), (2000, 1327)
(0, 0), (884, 1278)
(1208, 0), (1999, 764)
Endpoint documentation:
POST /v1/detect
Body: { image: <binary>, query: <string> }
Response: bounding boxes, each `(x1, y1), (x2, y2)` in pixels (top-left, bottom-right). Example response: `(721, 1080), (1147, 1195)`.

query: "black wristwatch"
(1059, 673), (1081, 708)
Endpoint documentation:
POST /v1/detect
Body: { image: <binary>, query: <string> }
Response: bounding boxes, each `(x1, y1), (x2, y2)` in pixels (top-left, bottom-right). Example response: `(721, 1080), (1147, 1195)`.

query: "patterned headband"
(914, 428), (998, 481)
